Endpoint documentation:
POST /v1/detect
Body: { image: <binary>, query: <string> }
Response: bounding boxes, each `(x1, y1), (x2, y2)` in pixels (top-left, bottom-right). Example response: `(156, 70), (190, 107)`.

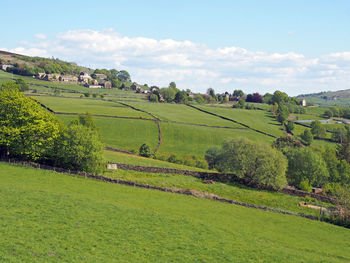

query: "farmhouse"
(79, 72), (92, 83)
(300, 99), (307, 107)
(94, 73), (107, 80)
(43, 73), (60, 81)
(59, 75), (78, 83)
(103, 81), (112, 89)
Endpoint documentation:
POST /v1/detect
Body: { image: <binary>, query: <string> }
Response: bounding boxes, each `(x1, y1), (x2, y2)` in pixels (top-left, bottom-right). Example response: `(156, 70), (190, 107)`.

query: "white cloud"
(35, 34), (47, 40)
(8, 29), (350, 96)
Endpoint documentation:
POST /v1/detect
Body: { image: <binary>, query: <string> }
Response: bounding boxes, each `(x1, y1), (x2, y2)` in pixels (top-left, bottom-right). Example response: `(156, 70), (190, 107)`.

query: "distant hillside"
(298, 89), (350, 106)
(0, 50), (89, 76)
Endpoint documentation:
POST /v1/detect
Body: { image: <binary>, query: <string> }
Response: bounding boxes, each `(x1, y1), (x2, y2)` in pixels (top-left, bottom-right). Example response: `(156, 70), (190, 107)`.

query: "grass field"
(196, 106), (285, 138)
(1, 162), (349, 262)
(104, 150), (210, 172)
(127, 101), (245, 128)
(33, 96), (151, 118)
(158, 122), (275, 159)
(58, 115), (159, 152)
(104, 168), (334, 217)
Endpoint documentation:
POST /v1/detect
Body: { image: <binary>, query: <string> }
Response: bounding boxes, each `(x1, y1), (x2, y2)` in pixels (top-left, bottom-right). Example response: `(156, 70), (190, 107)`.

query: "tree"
(117, 70), (131, 81)
(300, 129), (313, 146)
(139, 143), (151, 157)
(286, 148), (329, 188)
(174, 90), (188, 104)
(263, 93), (273, 104)
(332, 127), (346, 143)
(15, 78), (29, 91)
(285, 120), (294, 133)
(169, 81), (176, 89)
(0, 82), (61, 161)
(246, 93), (262, 103)
(194, 94), (205, 104)
(311, 120), (326, 138)
(149, 94), (158, 102)
(207, 88), (216, 99)
(276, 104), (289, 124)
(271, 90), (289, 105)
(233, 89), (244, 98)
(160, 87), (176, 102)
(56, 123), (105, 174)
(210, 138), (287, 190)
(204, 146), (222, 169)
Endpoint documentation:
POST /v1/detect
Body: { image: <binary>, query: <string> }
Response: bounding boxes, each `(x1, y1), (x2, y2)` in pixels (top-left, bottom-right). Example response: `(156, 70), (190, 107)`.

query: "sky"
(1, 0), (349, 96)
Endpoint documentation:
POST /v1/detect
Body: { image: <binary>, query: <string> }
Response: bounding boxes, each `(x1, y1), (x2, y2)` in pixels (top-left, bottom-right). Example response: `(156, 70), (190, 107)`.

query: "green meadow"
(1, 162), (349, 262)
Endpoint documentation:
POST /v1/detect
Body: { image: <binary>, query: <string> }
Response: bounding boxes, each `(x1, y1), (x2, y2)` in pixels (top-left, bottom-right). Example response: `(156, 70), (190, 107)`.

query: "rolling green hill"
(1, 162), (349, 262)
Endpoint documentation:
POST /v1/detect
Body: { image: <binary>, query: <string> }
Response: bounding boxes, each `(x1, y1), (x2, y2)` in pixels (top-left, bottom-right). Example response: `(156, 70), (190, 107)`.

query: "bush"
(207, 138), (287, 190)
(84, 92), (90, 97)
(300, 129), (313, 146)
(285, 148), (329, 188)
(139, 143), (151, 157)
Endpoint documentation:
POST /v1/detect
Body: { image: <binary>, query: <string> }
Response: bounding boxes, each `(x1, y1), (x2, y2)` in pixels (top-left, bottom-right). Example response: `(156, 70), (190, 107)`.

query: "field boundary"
(1, 159), (323, 222)
(186, 104), (277, 138)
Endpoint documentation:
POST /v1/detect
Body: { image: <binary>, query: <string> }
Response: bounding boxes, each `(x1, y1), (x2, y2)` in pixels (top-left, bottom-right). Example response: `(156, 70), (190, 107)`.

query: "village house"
(300, 99), (307, 107)
(130, 83), (140, 90)
(36, 73), (46, 79)
(86, 84), (103, 89)
(43, 73), (60, 81)
(79, 72), (92, 84)
(59, 75), (78, 83)
(94, 73), (107, 80)
(103, 81), (112, 89)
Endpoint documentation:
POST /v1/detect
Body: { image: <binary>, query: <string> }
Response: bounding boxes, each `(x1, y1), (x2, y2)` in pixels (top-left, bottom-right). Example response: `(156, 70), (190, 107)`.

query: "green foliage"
(285, 120), (294, 133)
(207, 88), (216, 100)
(271, 90), (289, 105)
(174, 90), (188, 104)
(262, 93), (273, 104)
(83, 92), (90, 97)
(209, 138), (287, 190)
(193, 94), (205, 103)
(204, 146), (222, 169)
(56, 122), (105, 174)
(15, 78), (29, 91)
(169, 81), (176, 89)
(310, 120), (326, 138)
(300, 129), (313, 146)
(149, 94), (159, 102)
(232, 99), (246, 108)
(0, 82), (61, 161)
(299, 179), (312, 192)
(285, 148), (329, 188)
(160, 87), (177, 102)
(233, 89), (244, 98)
(276, 104), (289, 124)
(139, 143), (152, 157)
(272, 135), (302, 153)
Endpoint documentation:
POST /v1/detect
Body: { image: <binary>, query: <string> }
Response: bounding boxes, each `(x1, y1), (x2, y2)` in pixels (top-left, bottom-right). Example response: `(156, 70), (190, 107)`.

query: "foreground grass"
(1, 163), (350, 262)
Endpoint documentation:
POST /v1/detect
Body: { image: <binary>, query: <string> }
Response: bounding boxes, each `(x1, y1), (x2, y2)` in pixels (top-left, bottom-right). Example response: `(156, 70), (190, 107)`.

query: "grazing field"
(196, 106), (285, 138)
(127, 101), (245, 128)
(104, 168), (334, 217)
(58, 115), (159, 152)
(1, 163), (349, 262)
(33, 96), (151, 118)
(158, 122), (275, 158)
(104, 150), (210, 172)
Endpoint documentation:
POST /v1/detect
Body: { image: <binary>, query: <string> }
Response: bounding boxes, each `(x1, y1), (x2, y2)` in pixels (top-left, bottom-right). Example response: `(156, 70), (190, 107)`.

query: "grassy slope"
(127, 101), (244, 127)
(158, 122), (275, 158)
(1, 163), (349, 262)
(103, 150), (210, 172)
(196, 106), (285, 138)
(33, 96), (150, 118)
(103, 169), (334, 217)
(58, 115), (159, 152)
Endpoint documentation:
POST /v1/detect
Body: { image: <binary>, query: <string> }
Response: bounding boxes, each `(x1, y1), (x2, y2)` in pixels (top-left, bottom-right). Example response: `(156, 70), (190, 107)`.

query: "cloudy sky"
(1, 0), (349, 96)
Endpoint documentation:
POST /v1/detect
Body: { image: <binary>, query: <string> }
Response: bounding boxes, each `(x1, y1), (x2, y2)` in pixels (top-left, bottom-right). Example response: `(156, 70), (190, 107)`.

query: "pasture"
(1, 162), (349, 262)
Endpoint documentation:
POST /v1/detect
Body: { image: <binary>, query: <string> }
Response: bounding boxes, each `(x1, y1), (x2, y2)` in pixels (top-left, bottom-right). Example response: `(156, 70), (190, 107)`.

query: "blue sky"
(1, 0), (350, 95)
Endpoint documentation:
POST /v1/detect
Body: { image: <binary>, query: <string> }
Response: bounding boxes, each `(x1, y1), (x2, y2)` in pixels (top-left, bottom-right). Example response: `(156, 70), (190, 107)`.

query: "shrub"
(285, 148), (329, 188)
(300, 129), (313, 146)
(83, 92), (90, 97)
(208, 137), (287, 190)
(139, 143), (151, 157)
(92, 93), (98, 98)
